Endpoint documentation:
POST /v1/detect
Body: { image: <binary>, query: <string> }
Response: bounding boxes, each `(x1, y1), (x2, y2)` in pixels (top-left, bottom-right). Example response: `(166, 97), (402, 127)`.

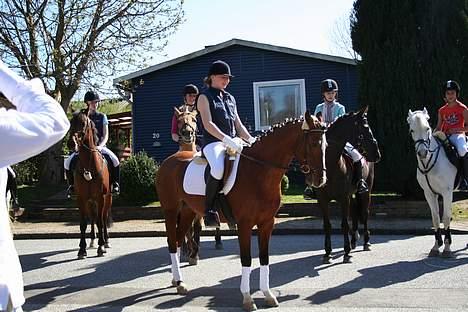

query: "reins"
(414, 135), (442, 195)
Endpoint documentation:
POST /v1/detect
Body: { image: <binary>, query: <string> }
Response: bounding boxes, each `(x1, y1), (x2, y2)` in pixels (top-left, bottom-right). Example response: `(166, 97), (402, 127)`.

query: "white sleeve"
(0, 61), (70, 168)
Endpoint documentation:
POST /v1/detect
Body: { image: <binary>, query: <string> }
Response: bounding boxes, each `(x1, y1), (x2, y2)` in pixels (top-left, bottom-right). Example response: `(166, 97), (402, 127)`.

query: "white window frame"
(253, 79), (307, 131)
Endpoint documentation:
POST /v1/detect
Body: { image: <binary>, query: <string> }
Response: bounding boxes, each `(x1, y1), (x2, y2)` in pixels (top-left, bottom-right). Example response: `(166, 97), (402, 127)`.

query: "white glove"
(247, 136), (256, 145)
(223, 136), (243, 153)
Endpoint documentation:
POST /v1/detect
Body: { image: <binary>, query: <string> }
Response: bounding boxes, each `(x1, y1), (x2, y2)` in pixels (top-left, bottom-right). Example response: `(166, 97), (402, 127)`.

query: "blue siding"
(131, 45), (358, 163)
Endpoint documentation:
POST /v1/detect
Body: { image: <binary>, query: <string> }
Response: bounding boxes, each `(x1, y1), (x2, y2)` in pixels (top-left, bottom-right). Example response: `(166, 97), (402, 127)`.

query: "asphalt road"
(16, 234), (468, 311)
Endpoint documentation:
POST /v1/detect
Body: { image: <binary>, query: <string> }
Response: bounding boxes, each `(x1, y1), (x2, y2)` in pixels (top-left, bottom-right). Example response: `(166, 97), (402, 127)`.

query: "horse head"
(68, 109), (97, 151)
(174, 107), (198, 145)
(407, 107), (432, 159)
(296, 111), (327, 188)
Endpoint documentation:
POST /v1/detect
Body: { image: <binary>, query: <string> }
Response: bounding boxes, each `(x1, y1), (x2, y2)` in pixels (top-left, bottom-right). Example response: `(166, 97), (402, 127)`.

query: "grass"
(17, 184), (65, 206)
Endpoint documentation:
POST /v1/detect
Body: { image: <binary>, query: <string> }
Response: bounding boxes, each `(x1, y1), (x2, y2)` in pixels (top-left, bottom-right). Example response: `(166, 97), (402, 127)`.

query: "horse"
(311, 107), (381, 264)
(173, 106), (228, 264)
(407, 108), (456, 257)
(68, 110), (112, 259)
(156, 111), (326, 311)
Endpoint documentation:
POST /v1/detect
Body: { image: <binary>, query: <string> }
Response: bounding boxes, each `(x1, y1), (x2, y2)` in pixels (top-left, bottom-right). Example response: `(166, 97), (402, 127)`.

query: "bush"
(281, 174), (289, 194)
(120, 151), (158, 204)
(12, 155), (42, 185)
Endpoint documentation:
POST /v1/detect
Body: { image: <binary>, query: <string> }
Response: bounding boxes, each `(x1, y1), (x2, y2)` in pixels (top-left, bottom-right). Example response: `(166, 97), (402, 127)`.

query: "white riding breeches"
(203, 141), (226, 180)
(448, 133), (468, 157)
(64, 147), (120, 170)
(344, 142), (363, 163)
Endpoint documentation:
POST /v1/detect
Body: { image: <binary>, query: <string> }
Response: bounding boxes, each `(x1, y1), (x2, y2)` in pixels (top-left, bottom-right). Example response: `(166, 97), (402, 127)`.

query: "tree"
(0, 0), (184, 184)
(351, 0), (468, 196)
(330, 12), (359, 60)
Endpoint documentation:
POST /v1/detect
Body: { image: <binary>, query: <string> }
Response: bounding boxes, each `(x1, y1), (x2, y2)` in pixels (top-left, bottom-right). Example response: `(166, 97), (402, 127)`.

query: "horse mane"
(70, 109), (99, 144)
(256, 117), (305, 142)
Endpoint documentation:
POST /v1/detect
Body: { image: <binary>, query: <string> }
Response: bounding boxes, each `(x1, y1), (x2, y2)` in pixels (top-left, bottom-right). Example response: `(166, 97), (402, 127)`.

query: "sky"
(92, 0), (357, 98)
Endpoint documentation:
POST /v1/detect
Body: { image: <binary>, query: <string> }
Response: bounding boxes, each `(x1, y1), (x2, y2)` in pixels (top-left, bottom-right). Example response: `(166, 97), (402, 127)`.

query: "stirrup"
(66, 186), (74, 199)
(112, 182), (120, 194)
(357, 180), (369, 194)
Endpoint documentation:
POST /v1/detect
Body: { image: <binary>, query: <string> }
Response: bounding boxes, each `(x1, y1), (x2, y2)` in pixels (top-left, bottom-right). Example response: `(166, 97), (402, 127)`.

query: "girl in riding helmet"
(314, 79), (368, 194)
(171, 84), (199, 145)
(197, 60), (256, 227)
(435, 80), (468, 176)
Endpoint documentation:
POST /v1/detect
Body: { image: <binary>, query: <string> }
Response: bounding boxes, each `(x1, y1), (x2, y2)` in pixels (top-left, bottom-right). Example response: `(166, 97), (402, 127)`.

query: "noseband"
(298, 128), (327, 175)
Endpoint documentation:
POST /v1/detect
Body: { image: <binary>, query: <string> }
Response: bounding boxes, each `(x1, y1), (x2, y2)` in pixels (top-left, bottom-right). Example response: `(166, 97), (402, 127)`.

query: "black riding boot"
(204, 175), (222, 228)
(7, 169), (21, 212)
(111, 165), (120, 194)
(65, 169), (75, 199)
(463, 155), (468, 182)
(354, 161), (369, 194)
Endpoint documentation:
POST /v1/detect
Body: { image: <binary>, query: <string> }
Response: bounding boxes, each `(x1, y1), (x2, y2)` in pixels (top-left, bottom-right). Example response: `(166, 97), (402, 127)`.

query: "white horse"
(407, 108), (457, 257)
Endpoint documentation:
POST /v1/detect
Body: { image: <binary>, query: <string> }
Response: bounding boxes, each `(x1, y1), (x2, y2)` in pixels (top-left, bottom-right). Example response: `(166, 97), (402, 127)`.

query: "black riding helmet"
(84, 90), (100, 103)
(321, 79), (338, 94)
(444, 80), (460, 97)
(183, 84), (199, 95)
(208, 60), (234, 77)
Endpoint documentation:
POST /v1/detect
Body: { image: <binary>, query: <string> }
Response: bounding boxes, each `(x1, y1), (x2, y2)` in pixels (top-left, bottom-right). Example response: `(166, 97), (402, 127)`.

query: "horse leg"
(176, 207), (197, 265)
(237, 222), (256, 311)
(164, 206), (188, 294)
(89, 220), (96, 248)
(77, 199), (88, 259)
(341, 197), (352, 263)
(215, 227), (223, 250)
(424, 191), (441, 256)
(361, 192), (372, 251)
(441, 192), (453, 258)
(103, 194), (112, 249)
(320, 199), (332, 264)
(258, 218), (279, 308)
(350, 196), (360, 250)
(190, 216), (202, 264)
(96, 198), (106, 257)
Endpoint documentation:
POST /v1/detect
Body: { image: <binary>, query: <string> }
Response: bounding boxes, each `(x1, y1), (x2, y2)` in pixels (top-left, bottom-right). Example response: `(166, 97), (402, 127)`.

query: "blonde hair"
(203, 76), (212, 87)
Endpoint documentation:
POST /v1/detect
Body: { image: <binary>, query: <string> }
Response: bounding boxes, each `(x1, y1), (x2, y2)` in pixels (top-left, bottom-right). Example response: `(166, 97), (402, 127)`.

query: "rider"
(435, 80), (468, 176)
(197, 60), (256, 227)
(6, 166), (23, 215)
(171, 84), (199, 144)
(64, 90), (120, 197)
(314, 79), (368, 194)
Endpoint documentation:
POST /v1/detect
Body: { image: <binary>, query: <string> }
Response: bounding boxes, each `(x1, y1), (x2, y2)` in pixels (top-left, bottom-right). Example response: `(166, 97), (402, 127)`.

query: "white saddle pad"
(183, 153), (241, 196)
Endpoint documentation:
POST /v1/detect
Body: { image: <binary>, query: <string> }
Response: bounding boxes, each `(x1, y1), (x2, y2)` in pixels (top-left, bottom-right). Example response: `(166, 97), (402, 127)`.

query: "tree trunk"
(39, 142), (66, 185)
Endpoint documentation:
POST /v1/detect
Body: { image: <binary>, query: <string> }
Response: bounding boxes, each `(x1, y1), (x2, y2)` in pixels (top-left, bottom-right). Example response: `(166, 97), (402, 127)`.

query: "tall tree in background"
(351, 0), (468, 195)
(0, 0), (184, 184)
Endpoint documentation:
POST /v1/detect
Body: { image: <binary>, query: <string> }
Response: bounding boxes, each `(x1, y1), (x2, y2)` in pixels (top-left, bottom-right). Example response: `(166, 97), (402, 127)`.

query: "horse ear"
(302, 110), (311, 130)
(174, 107), (181, 116)
(358, 106), (368, 116)
(423, 107), (430, 120)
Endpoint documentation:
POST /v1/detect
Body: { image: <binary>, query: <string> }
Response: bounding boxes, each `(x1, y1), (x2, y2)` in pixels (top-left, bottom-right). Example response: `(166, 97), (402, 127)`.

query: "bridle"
(413, 133), (441, 175)
(178, 113), (197, 144)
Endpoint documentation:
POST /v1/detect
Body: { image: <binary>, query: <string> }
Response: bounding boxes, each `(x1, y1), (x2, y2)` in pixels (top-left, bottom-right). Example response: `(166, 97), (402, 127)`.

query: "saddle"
(433, 131), (463, 188)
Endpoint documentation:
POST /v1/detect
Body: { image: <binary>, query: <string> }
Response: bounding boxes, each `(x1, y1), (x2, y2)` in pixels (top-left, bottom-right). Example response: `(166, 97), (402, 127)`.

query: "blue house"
(113, 38), (358, 163)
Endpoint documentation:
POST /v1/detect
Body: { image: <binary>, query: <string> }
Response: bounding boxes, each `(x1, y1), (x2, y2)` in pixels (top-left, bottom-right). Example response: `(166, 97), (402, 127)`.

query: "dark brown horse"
(310, 107), (381, 264)
(156, 111), (326, 311)
(68, 110), (112, 258)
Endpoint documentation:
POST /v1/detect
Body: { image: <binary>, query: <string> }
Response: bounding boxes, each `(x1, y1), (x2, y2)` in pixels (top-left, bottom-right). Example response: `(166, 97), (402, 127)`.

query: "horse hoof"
(215, 243), (224, 250)
(242, 301), (257, 311)
(322, 256), (331, 264)
(428, 249), (439, 257)
(363, 244), (371, 251)
(97, 246), (105, 257)
(104, 242), (111, 248)
(265, 296), (279, 307)
(77, 250), (87, 259)
(343, 255), (352, 263)
(176, 282), (188, 295)
(188, 257), (199, 265)
(441, 250), (454, 258)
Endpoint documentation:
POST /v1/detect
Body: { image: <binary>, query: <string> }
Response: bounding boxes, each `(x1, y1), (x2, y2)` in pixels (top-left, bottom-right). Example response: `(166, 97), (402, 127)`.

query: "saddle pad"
(183, 153), (241, 196)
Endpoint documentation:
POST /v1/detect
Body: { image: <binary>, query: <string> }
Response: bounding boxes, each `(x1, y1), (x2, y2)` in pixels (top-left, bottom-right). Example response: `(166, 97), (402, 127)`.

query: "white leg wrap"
(240, 266), (251, 294)
(259, 265), (270, 292)
(170, 252), (183, 282)
(177, 247), (181, 260)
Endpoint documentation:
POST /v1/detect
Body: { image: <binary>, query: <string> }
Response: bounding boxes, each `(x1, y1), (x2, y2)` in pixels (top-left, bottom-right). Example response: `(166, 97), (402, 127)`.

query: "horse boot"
(204, 175), (222, 228)
(65, 169), (75, 199)
(354, 161), (368, 194)
(111, 165), (120, 194)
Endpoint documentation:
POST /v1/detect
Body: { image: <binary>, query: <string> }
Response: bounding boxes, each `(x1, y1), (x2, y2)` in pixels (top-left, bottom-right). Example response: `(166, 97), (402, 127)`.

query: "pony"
(312, 107), (381, 264)
(407, 108), (456, 257)
(68, 110), (112, 258)
(156, 111), (326, 311)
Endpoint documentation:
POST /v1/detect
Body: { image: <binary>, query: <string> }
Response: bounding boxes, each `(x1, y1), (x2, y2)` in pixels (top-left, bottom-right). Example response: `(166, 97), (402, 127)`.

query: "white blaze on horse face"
(409, 111), (432, 158)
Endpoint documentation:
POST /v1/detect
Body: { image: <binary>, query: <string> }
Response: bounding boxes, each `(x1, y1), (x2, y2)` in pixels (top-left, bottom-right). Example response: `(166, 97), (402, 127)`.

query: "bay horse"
(68, 110), (112, 259)
(173, 107), (227, 264)
(156, 111), (326, 311)
(311, 107), (381, 264)
(407, 108), (456, 257)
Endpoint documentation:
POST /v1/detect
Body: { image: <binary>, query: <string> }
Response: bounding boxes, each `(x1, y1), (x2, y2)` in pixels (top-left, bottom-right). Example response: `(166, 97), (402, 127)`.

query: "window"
(253, 79), (306, 131)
